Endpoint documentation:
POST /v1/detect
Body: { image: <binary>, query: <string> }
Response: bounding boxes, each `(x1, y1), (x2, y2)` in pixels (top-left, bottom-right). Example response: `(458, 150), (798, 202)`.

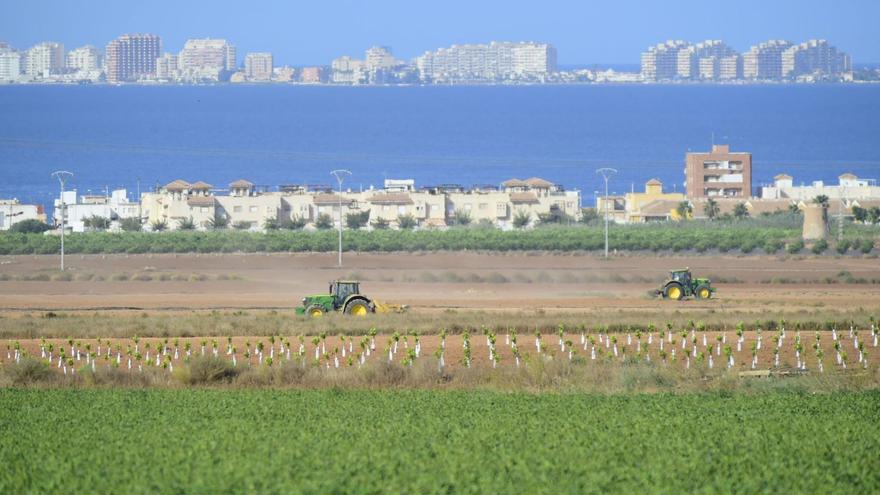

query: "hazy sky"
(1, 0), (877, 65)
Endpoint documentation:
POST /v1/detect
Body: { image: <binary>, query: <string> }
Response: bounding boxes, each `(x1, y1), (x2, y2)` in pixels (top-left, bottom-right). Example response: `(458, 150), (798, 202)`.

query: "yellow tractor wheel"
(345, 301), (371, 316)
(665, 284), (683, 301)
(696, 286), (712, 300)
(306, 306), (325, 318)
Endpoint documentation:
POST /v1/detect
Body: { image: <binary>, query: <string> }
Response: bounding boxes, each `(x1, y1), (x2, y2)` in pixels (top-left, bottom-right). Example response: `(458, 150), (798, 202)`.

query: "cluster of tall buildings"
(641, 39), (851, 82)
(0, 34), (857, 85)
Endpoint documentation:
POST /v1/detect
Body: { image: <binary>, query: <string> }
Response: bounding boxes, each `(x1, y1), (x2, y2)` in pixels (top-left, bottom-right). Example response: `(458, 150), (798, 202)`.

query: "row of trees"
(0, 224), (804, 255)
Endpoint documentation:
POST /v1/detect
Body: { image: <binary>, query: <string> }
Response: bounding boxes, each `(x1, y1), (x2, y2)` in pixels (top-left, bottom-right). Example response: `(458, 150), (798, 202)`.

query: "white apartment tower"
(743, 40), (793, 80)
(179, 38), (237, 71)
(67, 45), (101, 72)
(0, 48), (22, 82)
(781, 39), (851, 79)
(365, 46), (396, 71)
(25, 42), (65, 77)
(640, 40), (689, 81)
(244, 52), (273, 81)
(155, 53), (179, 80)
(415, 41), (556, 82)
(676, 40), (739, 80)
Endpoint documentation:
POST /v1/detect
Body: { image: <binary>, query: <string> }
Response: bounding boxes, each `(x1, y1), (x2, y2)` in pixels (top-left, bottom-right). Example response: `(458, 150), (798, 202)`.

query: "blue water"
(1, 84), (879, 210)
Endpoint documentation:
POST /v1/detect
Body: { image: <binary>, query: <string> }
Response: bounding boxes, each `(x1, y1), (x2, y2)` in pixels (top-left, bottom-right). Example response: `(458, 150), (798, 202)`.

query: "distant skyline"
(1, 0), (878, 65)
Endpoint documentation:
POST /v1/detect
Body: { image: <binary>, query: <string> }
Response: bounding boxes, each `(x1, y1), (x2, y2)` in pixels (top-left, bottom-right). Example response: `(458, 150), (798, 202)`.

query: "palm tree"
(733, 202), (749, 220)
(513, 210), (532, 229)
(177, 217), (196, 230)
(703, 198), (720, 220)
(675, 201), (692, 220)
(150, 219), (167, 232)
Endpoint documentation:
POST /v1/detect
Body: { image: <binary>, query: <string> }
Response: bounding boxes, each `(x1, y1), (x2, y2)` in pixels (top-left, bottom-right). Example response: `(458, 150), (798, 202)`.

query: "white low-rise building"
(761, 173), (880, 201)
(53, 189), (140, 232)
(0, 199), (45, 230)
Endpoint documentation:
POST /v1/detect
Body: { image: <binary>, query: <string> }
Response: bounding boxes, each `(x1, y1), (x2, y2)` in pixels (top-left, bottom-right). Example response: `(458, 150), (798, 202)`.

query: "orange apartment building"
(685, 144), (752, 198)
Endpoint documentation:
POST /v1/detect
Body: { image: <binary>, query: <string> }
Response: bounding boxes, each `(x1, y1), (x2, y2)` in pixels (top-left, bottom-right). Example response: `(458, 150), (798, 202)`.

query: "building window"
(201, 207), (209, 213)
(249, 206), (258, 213)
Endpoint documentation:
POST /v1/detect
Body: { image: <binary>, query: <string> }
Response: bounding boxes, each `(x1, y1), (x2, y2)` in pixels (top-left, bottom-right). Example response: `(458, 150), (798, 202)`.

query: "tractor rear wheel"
(344, 300), (372, 316)
(306, 305), (325, 318)
(664, 282), (684, 301)
(695, 285), (712, 300)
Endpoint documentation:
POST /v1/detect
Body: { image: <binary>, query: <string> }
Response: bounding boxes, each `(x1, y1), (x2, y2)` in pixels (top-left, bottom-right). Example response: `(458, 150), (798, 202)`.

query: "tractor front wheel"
(695, 285), (712, 300)
(306, 305), (325, 318)
(664, 282), (684, 301)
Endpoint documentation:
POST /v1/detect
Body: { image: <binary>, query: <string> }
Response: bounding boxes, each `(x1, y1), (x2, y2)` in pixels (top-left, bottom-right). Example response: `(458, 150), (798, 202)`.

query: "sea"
(1, 84), (879, 211)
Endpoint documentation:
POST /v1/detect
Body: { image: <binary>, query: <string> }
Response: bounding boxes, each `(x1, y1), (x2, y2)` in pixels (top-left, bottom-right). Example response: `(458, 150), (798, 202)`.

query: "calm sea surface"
(1, 84), (878, 209)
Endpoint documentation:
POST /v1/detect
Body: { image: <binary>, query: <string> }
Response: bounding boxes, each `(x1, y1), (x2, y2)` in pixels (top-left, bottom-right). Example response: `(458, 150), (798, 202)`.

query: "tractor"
(295, 280), (407, 317)
(656, 268), (715, 301)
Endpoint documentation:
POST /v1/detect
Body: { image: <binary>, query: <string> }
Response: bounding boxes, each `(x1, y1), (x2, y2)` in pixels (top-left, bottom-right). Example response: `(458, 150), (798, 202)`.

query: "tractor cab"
(670, 268), (692, 286)
(331, 280), (360, 306)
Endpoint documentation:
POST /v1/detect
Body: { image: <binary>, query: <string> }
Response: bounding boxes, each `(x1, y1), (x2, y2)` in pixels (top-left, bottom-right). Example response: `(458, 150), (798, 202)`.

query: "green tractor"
(657, 268), (715, 301)
(295, 280), (374, 317)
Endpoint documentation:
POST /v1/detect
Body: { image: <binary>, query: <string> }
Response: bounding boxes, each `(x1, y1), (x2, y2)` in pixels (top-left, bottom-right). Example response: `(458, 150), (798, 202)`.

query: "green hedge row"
(0, 225), (802, 254)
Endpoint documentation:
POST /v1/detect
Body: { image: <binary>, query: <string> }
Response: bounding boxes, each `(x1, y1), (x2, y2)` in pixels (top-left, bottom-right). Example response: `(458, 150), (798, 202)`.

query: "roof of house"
(313, 193), (349, 205)
(637, 199), (680, 217)
(190, 181), (213, 190)
(510, 192), (540, 204)
(774, 173), (793, 180)
(525, 177), (554, 188)
(186, 196), (216, 207)
(367, 193), (414, 205)
(502, 178), (530, 188)
(646, 178), (662, 186)
(839, 173), (858, 180)
(164, 179), (191, 191)
(230, 179), (255, 188)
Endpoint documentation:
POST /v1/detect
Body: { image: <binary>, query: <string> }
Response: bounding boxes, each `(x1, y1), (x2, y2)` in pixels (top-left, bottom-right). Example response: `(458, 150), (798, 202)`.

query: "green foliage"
(345, 211), (371, 230)
(84, 215), (111, 231)
(733, 202), (749, 220)
(786, 239), (804, 254)
(150, 220), (167, 232)
(183, 356), (240, 384)
(208, 214), (228, 230)
(314, 214), (334, 230)
(675, 201), (693, 220)
(0, 390), (877, 493)
(453, 210), (472, 226)
(371, 218), (390, 230)
(177, 217), (197, 230)
(811, 239), (828, 254)
(396, 214), (417, 230)
(119, 217), (143, 232)
(579, 208), (599, 225)
(703, 199), (720, 220)
(512, 210), (532, 229)
(281, 215), (307, 230)
(537, 206), (571, 225)
(232, 221), (252, 231)
(9, 219), (49, 234)
(2, 357), (53, 385)
(262, 218), (279, 231)
(858, 239), (874, 254)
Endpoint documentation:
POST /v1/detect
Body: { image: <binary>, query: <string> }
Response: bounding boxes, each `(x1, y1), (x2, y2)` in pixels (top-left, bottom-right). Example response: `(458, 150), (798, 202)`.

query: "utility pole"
(596, 168), (617, 259)
(51, 170), (74, 271)
(330, 169), (351, 268)
(838, 186), (846, 244)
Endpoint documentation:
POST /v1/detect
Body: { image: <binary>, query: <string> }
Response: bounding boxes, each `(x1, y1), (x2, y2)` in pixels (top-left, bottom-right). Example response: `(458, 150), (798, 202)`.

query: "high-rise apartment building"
(0, 48), (22, 82)
(66, 45), (101, 72)
(179, 38), (236, 72)
(415, 41), (556, 82)
(244, 52), (273, 81)
(743, 40), (793, 80)
(155, 53), (179, 80)
(365, 46), (396, 71)
(676, 40), (738, 80)
(105, 34), (161, 83)
(781, 39), (851, 79)
(640, 40), (689, 81)
(25, 42), (65, 77)
(685, 144), (752, 198)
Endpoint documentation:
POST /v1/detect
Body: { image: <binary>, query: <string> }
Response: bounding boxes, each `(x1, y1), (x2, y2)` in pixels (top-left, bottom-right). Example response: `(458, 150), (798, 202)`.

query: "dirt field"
(1, 252), (878, 318)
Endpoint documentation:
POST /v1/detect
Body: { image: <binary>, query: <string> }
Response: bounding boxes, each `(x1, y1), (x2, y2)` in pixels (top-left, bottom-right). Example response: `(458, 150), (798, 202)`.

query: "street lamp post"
(595, 168), (617, 259)
(51, 170), (74, 271)
(330, 169), (351, 268)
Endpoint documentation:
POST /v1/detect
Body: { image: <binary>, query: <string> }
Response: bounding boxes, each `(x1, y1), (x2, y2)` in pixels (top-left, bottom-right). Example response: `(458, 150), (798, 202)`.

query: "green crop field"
(1, 389), (877, 493)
